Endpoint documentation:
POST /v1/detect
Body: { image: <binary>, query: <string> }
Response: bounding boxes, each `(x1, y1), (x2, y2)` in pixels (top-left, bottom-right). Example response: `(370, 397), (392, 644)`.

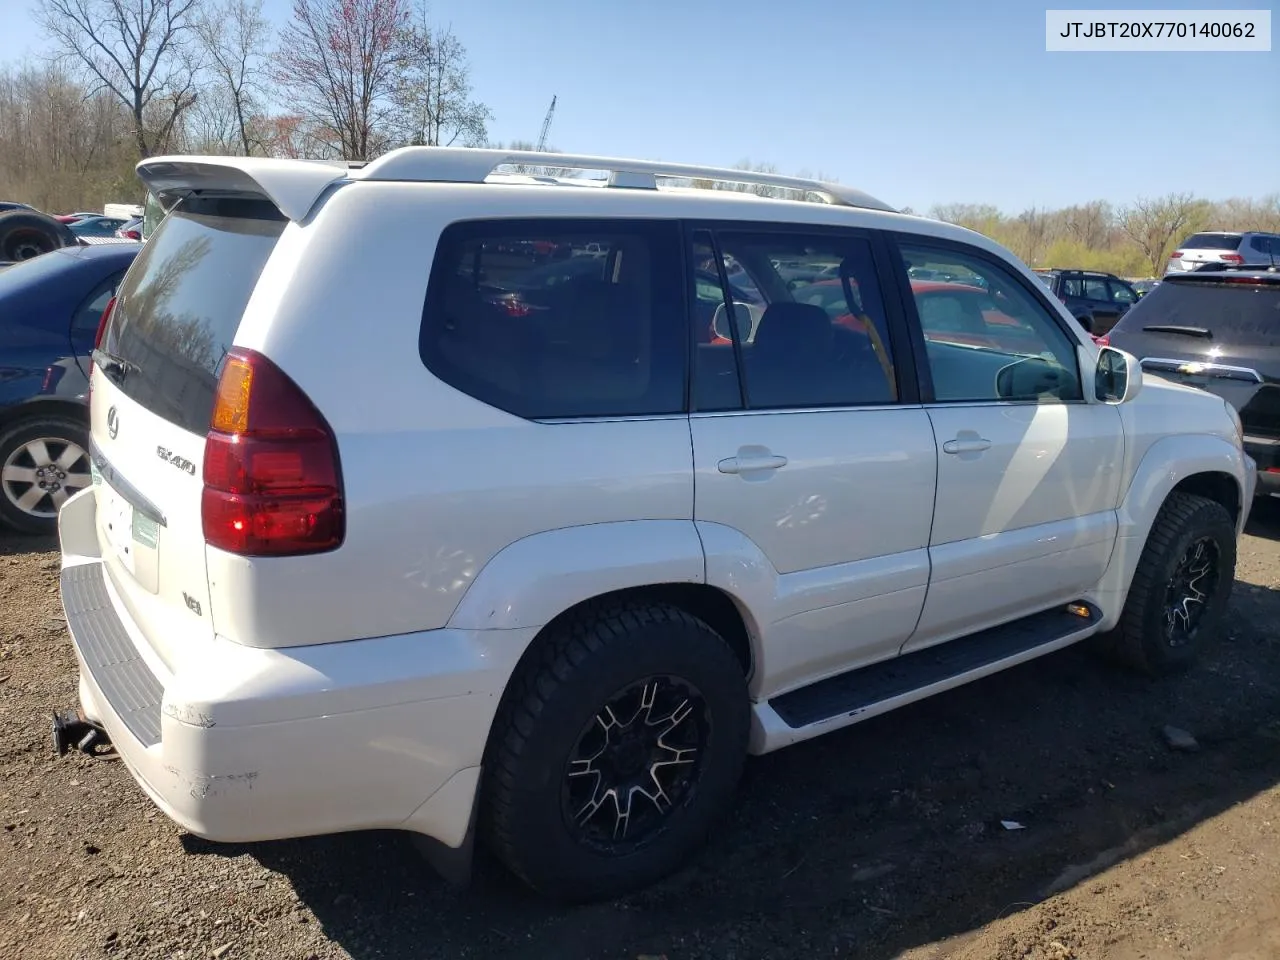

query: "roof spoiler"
(135, 156), (353, 222)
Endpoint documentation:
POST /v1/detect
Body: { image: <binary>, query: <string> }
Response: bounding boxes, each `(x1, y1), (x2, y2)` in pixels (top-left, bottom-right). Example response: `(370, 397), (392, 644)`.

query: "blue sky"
(3, 0), (1276, 212)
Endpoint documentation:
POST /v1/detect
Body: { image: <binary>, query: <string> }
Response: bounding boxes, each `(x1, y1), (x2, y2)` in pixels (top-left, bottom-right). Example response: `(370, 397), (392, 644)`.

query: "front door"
(687, 226), (937, 699)
(893, 238), (1124, 652)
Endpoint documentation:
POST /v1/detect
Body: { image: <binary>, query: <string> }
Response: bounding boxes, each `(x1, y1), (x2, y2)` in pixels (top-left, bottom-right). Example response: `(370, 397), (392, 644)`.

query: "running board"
(768, 602), (1101, 731)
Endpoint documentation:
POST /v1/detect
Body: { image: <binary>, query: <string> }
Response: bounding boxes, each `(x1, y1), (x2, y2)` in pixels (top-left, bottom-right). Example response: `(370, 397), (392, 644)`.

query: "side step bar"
(769, 602), (1101, 730)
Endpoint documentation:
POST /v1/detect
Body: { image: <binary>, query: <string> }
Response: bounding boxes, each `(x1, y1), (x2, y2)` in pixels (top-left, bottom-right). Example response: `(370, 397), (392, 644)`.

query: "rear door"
(689, 225), (937, 698)
(90, 196), (287, 669)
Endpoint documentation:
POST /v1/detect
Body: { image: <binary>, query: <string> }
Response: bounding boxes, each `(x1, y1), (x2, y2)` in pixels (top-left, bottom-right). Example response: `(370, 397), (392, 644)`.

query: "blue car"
(0, 244), (139, 533)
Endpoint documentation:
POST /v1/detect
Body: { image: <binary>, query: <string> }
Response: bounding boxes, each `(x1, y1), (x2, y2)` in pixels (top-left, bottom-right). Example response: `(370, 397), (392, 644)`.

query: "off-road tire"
(0, 211), (75, 262)
(1098, 491), (1236, 675)
(481, 601), (749, 901)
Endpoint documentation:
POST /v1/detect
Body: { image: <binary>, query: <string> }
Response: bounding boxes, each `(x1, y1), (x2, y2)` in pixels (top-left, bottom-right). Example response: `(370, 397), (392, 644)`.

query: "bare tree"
(929, 203), (1004, 235)
(1011, 207), (1051, 266)
(0, 61), (138, 211)
(275, 0), (410, 160)
(36, 0), (202, 159)
(1063, 201), (1113, 249)
(195, 0), (270, 155)
(394, 17), (490, 148)
(1121, 193), (1210, 276)
(259, 113), (333, 159)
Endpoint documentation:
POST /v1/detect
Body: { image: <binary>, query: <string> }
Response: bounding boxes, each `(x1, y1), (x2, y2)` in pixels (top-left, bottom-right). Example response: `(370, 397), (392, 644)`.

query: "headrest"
(753, 301), (833, 355)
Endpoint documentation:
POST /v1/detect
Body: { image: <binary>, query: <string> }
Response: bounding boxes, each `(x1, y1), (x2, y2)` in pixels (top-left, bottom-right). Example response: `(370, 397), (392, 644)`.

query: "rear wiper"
(92, 348), (138, 381)
(1141, 324), (1212, 338)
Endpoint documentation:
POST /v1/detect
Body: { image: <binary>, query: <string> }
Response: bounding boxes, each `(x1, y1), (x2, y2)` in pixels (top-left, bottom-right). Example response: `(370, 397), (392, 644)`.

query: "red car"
(53, 212), (99, 224)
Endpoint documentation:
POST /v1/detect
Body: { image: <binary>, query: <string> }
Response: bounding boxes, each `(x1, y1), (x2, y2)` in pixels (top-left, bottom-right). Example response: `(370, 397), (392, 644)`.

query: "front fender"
(1117, 433), (1247, 540)
(446, 520), (705, 631)
(1091, 433), (1248, 629)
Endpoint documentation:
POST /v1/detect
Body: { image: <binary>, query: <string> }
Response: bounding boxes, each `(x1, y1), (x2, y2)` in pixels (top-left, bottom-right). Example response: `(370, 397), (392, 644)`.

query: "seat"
(746, 302), (840, 408)
(747, 301), (892, 408)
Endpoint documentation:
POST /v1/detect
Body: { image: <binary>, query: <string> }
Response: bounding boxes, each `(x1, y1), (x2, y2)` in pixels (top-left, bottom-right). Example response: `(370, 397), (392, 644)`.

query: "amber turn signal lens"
(211, 355), (254, 434)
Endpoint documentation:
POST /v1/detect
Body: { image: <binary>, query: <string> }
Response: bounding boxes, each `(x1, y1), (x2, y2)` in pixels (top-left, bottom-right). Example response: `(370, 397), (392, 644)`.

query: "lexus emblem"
(106, 405), (119, 440)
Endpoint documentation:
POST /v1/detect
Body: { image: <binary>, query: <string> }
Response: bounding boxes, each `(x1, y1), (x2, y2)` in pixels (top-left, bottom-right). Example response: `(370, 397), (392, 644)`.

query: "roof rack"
(354, 147), (896, 212)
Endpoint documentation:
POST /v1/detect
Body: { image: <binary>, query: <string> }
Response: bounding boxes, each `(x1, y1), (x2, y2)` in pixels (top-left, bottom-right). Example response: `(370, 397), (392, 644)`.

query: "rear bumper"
(57, 486), (533, 848)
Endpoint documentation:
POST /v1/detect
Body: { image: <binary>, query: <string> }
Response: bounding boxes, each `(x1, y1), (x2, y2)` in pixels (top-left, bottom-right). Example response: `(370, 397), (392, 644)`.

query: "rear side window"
(420, 219), (686, 419)
(100, 197), (286, 435)
(1181, 233), (1243, 250)
(692, 228), (898, 411)
(72, 270), (125, 336)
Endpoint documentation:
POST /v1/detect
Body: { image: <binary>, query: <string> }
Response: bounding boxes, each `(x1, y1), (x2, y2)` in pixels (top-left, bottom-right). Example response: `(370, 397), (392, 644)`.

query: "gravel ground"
(2, 503), (1279, 960)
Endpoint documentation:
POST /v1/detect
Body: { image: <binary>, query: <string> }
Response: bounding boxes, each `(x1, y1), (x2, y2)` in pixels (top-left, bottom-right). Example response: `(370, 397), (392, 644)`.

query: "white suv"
(57, 148), (1254, 901)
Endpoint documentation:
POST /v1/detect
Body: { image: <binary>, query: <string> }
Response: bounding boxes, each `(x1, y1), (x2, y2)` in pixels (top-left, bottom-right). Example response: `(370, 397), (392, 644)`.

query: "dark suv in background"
(1035, 269), (1140, 337)
(1104, 265), (1280, 498)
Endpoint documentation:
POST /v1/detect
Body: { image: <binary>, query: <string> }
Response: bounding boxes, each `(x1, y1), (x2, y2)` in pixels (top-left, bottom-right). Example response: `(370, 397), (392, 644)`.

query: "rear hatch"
(90, 195), (286, 669)
(1169, 233), (1244, 272)
(1105, 274), (1280, 438)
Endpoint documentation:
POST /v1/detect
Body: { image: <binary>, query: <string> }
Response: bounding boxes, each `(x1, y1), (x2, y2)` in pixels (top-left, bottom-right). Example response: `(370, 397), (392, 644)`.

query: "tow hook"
(51, 711), (110, 757)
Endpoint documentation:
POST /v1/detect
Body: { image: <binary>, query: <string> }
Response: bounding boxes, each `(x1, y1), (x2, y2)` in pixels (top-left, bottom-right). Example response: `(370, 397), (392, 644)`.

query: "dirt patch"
(3, 503), (1280, 960)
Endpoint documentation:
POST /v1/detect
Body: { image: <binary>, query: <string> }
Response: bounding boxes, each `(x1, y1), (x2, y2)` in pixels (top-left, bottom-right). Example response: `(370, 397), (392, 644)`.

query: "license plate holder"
(97, 470), (137, 573)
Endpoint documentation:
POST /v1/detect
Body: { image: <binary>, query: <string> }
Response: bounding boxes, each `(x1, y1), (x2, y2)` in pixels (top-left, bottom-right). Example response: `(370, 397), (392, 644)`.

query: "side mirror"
(711, 301), (755, 342)
(1095, 346), (1142, 404)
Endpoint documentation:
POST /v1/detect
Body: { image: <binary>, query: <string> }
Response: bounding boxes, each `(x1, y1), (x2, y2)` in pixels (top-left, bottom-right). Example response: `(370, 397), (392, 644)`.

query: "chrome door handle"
(718, 454), (788, 475)
(942, 437), (992, 455)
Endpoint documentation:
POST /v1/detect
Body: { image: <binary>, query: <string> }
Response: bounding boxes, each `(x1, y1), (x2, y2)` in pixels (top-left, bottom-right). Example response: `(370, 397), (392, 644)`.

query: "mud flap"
(408, 777), (479, 889)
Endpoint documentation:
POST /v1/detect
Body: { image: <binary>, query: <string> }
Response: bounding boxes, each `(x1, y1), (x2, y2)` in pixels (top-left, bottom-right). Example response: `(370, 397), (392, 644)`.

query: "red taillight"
(93, 295), (115, 352)
(1171, 251), (1183, 259)
(202, 348), (344, 556)
(1221, 253), (1244, 264)
(87, 295), (116, 399)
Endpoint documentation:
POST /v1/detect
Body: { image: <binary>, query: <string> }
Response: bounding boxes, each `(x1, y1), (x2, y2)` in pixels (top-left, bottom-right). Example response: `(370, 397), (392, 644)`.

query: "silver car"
(1166, 231), (1280, 274)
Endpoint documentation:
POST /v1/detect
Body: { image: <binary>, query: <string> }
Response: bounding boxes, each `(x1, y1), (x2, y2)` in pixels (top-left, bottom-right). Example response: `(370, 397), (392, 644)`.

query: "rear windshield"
(1180, 233), (1242, 250)
(99, 196), (285, 434)
(1110, 279), (1280, 346)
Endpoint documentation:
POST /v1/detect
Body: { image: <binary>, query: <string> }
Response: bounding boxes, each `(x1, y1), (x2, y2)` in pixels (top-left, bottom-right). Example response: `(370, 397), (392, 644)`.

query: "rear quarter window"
(99, 196), (286, 434)
(420, 219), (687, 419)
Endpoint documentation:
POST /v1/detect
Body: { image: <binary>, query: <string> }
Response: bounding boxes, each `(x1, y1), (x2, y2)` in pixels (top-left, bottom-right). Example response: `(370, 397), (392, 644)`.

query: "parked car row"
(0, 202), (142, 267)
